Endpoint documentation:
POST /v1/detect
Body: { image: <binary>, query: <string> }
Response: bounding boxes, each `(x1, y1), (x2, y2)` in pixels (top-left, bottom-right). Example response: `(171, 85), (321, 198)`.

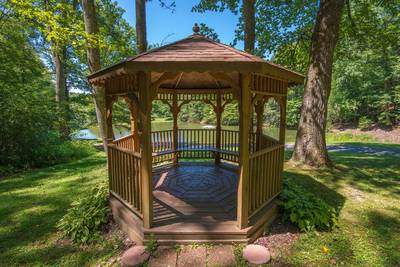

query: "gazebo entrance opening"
(89, 31), (303, 243)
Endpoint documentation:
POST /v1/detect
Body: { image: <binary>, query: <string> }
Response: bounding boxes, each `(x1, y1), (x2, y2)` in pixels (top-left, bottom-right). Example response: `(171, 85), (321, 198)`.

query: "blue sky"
(115, 0), (244, 49)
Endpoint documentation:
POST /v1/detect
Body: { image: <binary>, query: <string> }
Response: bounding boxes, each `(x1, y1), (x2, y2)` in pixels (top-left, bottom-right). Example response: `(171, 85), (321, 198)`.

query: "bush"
(358, 116), (374, 130)
(57, 183), (109, 244)
(32, 141), (96, 167)
(0, 140), (95, 176)
(278, 180), (338, 232)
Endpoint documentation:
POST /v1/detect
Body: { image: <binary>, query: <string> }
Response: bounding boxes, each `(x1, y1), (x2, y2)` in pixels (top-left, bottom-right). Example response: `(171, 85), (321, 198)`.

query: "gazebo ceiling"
(151, 71), (237, 90)
(88, 33), (304, 87)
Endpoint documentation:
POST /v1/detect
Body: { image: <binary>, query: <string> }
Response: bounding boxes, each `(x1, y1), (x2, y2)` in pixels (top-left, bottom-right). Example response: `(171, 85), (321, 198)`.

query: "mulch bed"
(254, 217), (300, 266)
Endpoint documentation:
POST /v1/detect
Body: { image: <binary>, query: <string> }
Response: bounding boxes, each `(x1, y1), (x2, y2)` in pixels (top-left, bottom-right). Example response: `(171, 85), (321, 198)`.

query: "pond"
(74, 121), (297, 143)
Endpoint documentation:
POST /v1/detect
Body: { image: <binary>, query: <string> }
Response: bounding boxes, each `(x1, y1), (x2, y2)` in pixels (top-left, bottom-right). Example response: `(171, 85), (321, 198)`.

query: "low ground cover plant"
(278, 180), (338, 232)
(57, 182), (109, 244)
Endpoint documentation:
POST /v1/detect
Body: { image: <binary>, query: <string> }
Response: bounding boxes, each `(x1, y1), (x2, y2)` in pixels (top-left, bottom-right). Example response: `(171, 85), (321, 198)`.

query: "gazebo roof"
(129, 34), (264, 63)
(88, 33), (304, 85)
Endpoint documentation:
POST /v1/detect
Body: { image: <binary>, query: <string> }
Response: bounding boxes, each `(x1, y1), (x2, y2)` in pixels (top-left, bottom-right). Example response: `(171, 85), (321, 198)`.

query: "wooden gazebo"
(88, 27), (303, 244)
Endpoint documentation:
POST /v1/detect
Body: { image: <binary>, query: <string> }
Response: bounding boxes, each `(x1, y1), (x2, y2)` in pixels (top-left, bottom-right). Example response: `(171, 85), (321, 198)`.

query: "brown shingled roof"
(128, 34), (264, 63)
(88, 34), (304, 85)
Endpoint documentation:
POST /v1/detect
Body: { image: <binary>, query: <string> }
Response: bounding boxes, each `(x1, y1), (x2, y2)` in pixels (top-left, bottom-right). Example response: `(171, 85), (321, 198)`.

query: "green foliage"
(152, 100), (172, 121)
(145, 236), (158, 257)
(174, 244), (183, 254)
(329, 1), (400, 127)
(358, 116), (374, 131)
(198, 23), (220, 42)
(179, 101), (216, 124)
(57, 182), (109, 244)
(112, 98), (131, 127)
(233, 243), (248, 267)
(221, 102), (239, 125)
(0, 15), (93, 173)
(97, 0), (137, 66)
(279, 180), (338, 232)
(192, 0), (238, 14)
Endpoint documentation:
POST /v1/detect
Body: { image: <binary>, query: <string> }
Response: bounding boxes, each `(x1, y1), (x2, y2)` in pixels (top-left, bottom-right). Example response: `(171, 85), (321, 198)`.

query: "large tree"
(291, 0), (345, 167)
(82, 0), (108, 151)
(242, 0), (255, 53)
(135, 0), (147, 53)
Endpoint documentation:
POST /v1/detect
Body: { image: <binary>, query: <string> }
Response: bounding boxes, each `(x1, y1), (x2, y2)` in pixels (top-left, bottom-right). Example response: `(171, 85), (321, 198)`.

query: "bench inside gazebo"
(88, 26), (303, 244)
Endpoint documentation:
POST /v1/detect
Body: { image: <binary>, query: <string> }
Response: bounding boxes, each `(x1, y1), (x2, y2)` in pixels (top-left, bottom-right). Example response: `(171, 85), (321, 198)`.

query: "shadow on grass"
(330, 152), (400, 196)
(285, 149), (400, 197)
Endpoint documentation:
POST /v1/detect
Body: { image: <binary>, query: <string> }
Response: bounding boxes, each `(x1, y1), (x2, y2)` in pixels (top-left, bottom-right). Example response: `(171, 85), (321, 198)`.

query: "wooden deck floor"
(152, 163), (239, 228)
(110, 162), (277, 243)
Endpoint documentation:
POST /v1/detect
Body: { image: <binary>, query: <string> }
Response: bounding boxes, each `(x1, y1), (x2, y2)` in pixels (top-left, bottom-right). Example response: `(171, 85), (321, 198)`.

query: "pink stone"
(121, 245), (150, 267)
(242, 244), (271, 265)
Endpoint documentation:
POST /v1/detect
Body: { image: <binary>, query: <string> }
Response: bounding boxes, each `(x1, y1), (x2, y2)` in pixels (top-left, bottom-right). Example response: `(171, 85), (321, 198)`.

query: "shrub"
(57, 183), (109, 244)
(0, 140), (95, 176)
(32, 140), (96, 167)
(358, 116), (374, 130)
(278, 180), (338, 232)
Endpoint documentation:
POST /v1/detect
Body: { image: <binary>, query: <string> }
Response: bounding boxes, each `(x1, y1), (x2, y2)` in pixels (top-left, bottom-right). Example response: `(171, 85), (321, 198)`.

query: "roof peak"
(192, 23), (200, 35)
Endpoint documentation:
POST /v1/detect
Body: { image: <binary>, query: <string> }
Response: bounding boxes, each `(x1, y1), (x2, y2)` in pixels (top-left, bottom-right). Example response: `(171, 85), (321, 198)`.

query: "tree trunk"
(135, 0), (147, 53)
(243, 0), (255, 54)
(52, 48), (70, 140)
(82, 0), (108, 151)
(291, 0), (345, 167)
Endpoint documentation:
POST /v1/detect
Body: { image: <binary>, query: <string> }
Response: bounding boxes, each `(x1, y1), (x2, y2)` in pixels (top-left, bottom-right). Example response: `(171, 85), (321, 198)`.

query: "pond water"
(74, 121), (297, 143)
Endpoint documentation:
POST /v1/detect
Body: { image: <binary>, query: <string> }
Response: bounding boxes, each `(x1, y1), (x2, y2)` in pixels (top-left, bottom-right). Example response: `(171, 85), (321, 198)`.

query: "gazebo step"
(144, 220), (249, 244)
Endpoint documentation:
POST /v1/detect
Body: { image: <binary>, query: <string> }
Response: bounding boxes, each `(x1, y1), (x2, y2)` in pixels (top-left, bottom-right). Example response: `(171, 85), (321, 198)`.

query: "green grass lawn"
(0, 153), (120, 266)
(0, 147), (399, 266)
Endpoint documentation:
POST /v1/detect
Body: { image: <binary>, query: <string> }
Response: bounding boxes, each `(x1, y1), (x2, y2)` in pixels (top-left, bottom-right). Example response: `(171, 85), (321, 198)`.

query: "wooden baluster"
(279, 95), (287, 145)
(117, 150), (121, 198)
(124, 152), (128, 202)
(126, 153), (130, 204)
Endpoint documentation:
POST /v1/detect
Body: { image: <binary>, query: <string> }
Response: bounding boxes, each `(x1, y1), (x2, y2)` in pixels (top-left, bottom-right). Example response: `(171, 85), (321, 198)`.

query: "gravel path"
(285, 144), (400, 156)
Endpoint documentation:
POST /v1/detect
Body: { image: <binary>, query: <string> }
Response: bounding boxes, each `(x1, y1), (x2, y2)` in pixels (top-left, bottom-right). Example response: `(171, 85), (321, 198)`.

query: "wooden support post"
(137, 71), (153, 229)
(172, 93), (179, 165)
(126, 97), (140, 152)
(105, 95), (115, 145)
(215, 92), (222, 164)
(255, 100), (264, 150)
(237, 73), (251, 229)
(279, 96), (287, 145)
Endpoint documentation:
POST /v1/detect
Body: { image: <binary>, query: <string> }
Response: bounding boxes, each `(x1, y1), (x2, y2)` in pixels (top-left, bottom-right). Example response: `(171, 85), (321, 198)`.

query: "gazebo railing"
(113, 134), (135, 151)
(113, 129), (262, 165)
(259, 134), (279, 149)
(178, 128), (216, 149)
(248, 143), (284, 216)
(108, 144), (142, 217)
(110, 130), (284, 218)
(152, 130), (174, 152)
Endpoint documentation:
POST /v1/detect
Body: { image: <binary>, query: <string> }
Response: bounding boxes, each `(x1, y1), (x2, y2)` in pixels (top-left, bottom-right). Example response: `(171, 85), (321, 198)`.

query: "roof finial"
(193, 23), (200, 35)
